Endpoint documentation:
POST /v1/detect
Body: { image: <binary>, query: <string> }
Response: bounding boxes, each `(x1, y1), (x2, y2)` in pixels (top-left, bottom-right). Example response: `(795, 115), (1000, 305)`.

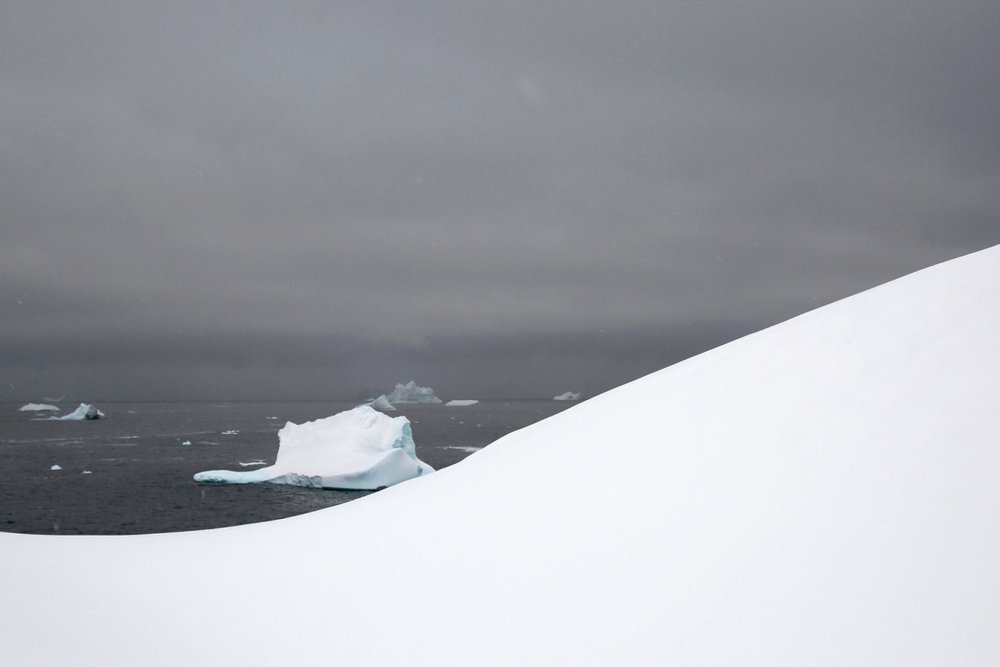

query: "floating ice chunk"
(238, 460), (267, 467)
(442, 446), (482, 453)
(194, 405), (433, 490)
(386, 381), (442, 404)
(82, 470), (92, 475)
(553, 391), (582, 401)
(50, 464), (62, 471)
(181, 440), (192, 446)
(50, 404), (104, 420)
(445, 399), (479, 406)
(19, 403), (60, 412)
(221, 430), (239, 435)
(367, 395), (396, 411)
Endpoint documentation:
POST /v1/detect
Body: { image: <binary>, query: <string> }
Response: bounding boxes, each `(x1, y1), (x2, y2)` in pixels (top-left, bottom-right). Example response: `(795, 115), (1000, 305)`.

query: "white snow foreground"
(386, 380), (442, 404)
(18, 403), (60, 412)
(3, 245), (1000, 666)
(193, 406), (432, 490)
(553, 391), (581, 401)
(49, 403), (103, 420)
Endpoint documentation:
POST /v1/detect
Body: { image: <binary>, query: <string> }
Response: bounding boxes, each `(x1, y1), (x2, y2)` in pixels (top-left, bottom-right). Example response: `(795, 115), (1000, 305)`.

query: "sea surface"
(0, 400), (575, 535)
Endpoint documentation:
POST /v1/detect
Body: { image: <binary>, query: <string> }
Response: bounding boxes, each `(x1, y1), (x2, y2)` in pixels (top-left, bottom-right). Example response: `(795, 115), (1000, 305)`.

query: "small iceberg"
(553, 392), (582, 401)
(368, 395), (396, 411)
(445, 399), (479, 407)
(19, 403), (60, 413)
(194, 405), (433, 490)
(50, 464), (62, 471)
(221, 430), (239, 435)
(386, 381), (442, 404)
(50, 404), (104, 420)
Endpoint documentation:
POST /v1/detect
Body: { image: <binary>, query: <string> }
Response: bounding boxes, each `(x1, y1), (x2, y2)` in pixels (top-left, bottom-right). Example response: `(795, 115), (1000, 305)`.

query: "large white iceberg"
(367, 394), (396, 411)
(49, 403), (104, 420)
(386, 380), (442, 404)
(18, 403), (60, 412)
(3, 245), (1000, 665)
(193, 405), (433, 490)
(552, 391), (581, 401)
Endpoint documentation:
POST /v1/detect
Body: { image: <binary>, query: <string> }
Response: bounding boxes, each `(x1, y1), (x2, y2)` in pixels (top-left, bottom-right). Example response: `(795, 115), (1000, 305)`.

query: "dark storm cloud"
(1, 0), (998, 400)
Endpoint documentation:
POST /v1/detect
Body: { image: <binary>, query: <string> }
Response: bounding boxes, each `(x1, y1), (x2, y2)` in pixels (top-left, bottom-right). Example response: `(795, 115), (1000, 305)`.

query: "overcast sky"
(2, 1), (998, 401)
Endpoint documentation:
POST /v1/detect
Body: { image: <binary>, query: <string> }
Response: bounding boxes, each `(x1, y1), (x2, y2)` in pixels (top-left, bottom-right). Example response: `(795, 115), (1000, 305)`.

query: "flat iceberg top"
(19, 403), (60, 412)
(194, 405), (432, 490)
(3, 245), (1000, 666)
(386, 380), (442, 404)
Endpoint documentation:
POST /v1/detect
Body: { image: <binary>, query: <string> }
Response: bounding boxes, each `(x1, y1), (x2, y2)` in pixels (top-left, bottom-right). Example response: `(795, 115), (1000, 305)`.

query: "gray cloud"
(1, 0), (998, 400)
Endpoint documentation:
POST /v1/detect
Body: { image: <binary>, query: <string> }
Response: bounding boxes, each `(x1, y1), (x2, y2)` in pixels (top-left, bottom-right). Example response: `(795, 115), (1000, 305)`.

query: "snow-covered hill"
(2, 245), (999, 665)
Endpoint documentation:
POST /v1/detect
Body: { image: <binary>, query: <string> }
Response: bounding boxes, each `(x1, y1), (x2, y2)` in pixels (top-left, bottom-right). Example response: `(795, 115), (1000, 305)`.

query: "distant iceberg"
(445, 399), (479, 406)
(386, 381), (442, 404)
(194, 405), (433, 490)
(19, 403), (60, 412)
(367, 395), (396, 411)
(50, 403), (104, 420)
(553, 392), (582, 401)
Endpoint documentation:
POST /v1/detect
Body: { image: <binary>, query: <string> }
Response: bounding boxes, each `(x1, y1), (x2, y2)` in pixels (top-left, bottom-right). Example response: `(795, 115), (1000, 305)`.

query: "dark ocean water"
(0, 400), (574, 535)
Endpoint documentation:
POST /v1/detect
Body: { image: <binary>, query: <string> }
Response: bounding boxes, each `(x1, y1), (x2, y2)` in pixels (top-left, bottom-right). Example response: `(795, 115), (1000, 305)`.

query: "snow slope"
(2, 245), (1000, 665)
(194, 406), (432, 490)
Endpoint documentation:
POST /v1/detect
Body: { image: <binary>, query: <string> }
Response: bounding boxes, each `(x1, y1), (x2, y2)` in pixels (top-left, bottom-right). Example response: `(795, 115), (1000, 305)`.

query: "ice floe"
(367, 395), (396, 411)
(19, 403), (60, 412)
(50, 404), (104, 420)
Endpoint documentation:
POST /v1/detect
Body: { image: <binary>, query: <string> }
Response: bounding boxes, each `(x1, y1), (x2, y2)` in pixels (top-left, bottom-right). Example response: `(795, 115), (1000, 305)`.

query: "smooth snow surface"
(386, 380), (442, 404)
(445, 399), (479, 406)
(552, 391), (581, 401)
(49, 403), (103, 420)
(3, 246), (1000, 666)
(368, 394), (396, 411)
(193, 406), (433, 490)
(18, 403), (60, 412)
